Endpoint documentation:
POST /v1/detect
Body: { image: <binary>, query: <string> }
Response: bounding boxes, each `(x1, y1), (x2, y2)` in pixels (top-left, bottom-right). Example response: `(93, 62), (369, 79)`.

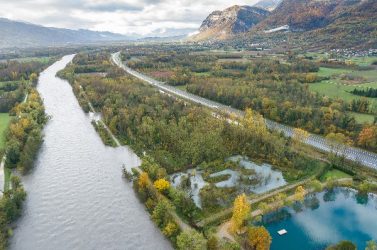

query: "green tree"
(366, 240), (377, 250)
(326, 240), (356, 250)
(176, 230), (207, 250)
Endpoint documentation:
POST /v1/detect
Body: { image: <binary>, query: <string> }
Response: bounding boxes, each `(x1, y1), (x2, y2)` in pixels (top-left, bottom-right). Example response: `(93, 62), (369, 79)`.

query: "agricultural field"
(309, 64), (377, 116)
(348, 112), (375, 124)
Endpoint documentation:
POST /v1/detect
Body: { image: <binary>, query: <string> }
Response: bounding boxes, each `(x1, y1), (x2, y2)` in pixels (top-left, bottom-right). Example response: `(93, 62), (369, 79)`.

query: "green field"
(310, 66), (377, 110)
(0, 113), (10, 149)
(348, 112), (375, 124)
(321, 169), (351, 182)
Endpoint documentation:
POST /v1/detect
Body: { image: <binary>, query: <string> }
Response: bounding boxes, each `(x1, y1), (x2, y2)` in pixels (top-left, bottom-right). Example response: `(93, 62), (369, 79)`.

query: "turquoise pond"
(262, 188), (377, 250)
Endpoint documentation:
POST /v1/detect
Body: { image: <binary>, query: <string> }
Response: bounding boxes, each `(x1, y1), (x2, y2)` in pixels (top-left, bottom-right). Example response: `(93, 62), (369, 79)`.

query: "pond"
(170, 156), (287, 208)
(263, 188), (377, 250)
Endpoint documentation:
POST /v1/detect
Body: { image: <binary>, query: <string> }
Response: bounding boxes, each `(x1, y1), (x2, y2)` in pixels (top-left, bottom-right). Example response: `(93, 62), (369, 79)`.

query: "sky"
(0, 0), (260, 37)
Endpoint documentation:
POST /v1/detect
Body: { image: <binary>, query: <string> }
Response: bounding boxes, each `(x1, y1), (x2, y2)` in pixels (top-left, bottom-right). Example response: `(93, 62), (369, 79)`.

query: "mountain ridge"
(0, 18), (130, 48)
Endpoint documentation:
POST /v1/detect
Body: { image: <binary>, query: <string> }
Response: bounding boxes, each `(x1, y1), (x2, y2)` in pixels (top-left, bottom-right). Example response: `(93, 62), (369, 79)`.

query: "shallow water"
(264, 188), (377, 250)
(10, 55), (171, 250)
(171, 156), (287, 208)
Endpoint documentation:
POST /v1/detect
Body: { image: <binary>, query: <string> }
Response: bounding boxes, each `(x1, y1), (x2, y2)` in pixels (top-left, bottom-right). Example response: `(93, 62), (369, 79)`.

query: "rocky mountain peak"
(194, 5), (270, 40)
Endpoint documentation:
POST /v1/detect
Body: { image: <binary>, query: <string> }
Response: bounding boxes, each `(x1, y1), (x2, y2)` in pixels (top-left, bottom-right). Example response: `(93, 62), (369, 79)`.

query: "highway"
(111, 52), (377, 170)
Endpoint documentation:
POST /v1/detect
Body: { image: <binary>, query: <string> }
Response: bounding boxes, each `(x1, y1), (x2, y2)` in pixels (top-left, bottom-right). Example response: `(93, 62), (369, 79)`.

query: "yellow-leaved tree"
(294, 185), (306, 201)
(138, 172), (149, 189)
(154, 179), (170, 192)
(243, 108), (268, 138)
(293, 128), (309, 144)
(247, 226), (272, 250)
(230, 193), (250, 233)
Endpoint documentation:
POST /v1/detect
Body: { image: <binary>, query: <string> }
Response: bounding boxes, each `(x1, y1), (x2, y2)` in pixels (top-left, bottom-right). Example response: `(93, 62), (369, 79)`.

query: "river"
(10, 55), (172, 250)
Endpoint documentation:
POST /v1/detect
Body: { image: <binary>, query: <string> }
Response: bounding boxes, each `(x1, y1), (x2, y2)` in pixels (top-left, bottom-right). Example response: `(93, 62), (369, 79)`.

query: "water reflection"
(263, 188), (377, 250)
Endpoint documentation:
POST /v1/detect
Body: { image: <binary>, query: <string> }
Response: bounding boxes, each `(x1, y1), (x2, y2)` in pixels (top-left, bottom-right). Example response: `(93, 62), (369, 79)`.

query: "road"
(111, 52), (377, 170)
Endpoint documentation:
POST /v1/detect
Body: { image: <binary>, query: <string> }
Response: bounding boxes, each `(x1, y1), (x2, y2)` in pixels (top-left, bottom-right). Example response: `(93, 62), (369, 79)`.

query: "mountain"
(0, 18), (130, 48)
(252, 0), (377, 49)
(190, 5), (270, 41)
(253, 0), (282, 11)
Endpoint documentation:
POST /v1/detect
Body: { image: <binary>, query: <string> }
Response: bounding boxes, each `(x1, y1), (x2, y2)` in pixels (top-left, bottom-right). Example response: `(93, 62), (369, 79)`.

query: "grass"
(4, 167), (11, 191)
(193, 72), (211, 77)
(348, 112), (375, 124)
(310, 66), (377, 109)
(0, 113), (11, 149)
(13, 56), (51, 64)
(348, 56), (377, 66)
(176, 85), (187, 91)
(321, 169), (351, 182)
(309, 80), (377, 104)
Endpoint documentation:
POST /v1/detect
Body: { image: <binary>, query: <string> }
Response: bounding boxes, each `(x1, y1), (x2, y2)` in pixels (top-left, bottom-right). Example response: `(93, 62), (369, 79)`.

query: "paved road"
(111, 52), (377, 170)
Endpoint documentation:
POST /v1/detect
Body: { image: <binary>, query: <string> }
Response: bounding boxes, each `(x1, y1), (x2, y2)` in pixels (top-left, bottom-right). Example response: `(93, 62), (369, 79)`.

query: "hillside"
(190, 5), (269, 41)
(253, 0), (282, 11)
(0, 18), (129, 48)
(253, 0), (377, 49)
(193, 0), (376, 49)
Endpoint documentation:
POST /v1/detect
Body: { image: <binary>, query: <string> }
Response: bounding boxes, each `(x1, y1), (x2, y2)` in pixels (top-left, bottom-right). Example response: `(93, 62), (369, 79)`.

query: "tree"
(176, 230), (207, 250)
(5, 139), (21, 167)
(151, 200), (171, 227)
(326, 240), (356, 250)
(162, 222), (179, 238)
(230, 193), (250, 233)
(294, 185), (306, 201)
(246, 226), (272, 250)
(293, 128), (309, 145)
(243, 108), (268, 138)
(138, 172), (149, 189)
(29, 73), (38, 85)
(154, 179), (170, 192)
(358, 126), (377, 150)
(366, 240), (377, 250)
(207, 235), (219, 250)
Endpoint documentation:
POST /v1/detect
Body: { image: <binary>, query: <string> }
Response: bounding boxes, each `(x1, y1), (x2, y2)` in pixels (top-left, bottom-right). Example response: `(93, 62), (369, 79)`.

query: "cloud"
(0, 0), (259, 36)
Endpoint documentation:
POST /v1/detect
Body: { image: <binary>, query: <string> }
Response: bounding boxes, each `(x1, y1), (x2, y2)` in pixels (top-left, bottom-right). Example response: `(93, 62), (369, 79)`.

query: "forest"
(124, 47), (377, 153)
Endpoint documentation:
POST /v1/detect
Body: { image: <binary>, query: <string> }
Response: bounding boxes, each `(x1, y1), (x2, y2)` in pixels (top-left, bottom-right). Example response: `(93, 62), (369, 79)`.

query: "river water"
(10, 55), (171, 250)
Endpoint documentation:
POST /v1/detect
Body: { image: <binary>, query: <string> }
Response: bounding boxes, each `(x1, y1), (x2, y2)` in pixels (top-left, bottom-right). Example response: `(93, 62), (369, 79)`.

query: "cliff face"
(192, 5), (269, 41)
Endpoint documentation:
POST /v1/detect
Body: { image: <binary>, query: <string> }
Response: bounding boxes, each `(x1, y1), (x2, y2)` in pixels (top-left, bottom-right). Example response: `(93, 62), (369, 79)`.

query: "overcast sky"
(0, 0), (260, 37)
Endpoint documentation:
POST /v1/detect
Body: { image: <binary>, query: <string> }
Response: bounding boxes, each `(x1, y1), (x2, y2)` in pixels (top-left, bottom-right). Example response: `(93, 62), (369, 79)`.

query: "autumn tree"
(358, 125), (377, 150)
(230, 193), (251, 233)
(293, 128), (309, 145)
(294, 185), (306, 201)
(243, 108), (268, 138)
(246, 226), (272, 250)
(154, 179), (170, 192)
(138, 172), (149, 189)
